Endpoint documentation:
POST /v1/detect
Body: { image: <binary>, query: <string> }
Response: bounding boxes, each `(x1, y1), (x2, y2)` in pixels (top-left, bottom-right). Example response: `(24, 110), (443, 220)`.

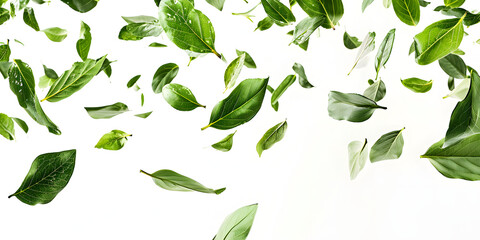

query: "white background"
(2, 0), (480, 239)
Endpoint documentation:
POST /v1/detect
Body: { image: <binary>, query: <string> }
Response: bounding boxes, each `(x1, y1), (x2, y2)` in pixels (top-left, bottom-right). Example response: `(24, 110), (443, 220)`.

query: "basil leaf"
(392, 0), (420, 26)
(401, 77), (433, 93)
(348, 139), (368, 180)
(43, 64), (58, 79)
(12, 117), (28, 133)
(292, 62), (314, 88)
(213, 204), (258, 240)
(140, 169), (226, 194)
(23, 7), (39, 31)
(255, 17), (274, 31)
(32, 0), (46, 4)
(149, 42), (167, 47)
(422, 134), (480, 181)
(0, 40), (10, 61)
(212, 130), (236, 152)
(348, 32), (375, 75)
(135, 111), (153, 119)
(162, 83), (205, 111)
(0, 113), (15, 140)
(202, 78), (269, 130)
(271, 75), (296, 110)
(206, 0), (225, 11)
(0, 8), (10, 25)
(76, 21), (91, 61)
(224, 53), (245, 91)
(267, 85), (279, 111)
(296, 0), (344, 29)
(370, 128), (405, 162)
(439, 54), (467, 79)
(95, 130), (131, 150)
(85, 102), (129, 119)
(291, 16), (323, 45)
(236, 50), (256, 68)
(343, 31), (362, 49)
(414, 16), (465, 65)
(444, 0), (464, 8)
(256, 120), (287, 157)
(42, 27), (68, 42)
(159, 0), (220, 57)
(328, 91), (386, 122)
(375, 29), (395, 79)
(9, 149), (76, 205)
(152, 63), (179, 94)
(42, 56), (106, 102)
(127, 75), (141, 88)
(60, 0), (97, 13)
(9, 59), (61, 134)
(364, 79), (386, 101)
(362, 0), (374, 12)
(261, 0), (296, 26)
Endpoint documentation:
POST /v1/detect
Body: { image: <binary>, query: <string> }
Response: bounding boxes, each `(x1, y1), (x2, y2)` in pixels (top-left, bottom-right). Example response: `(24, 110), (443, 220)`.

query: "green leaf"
(206, 0), (225, 11)
(255, 17), (274, 31)
(99, 57), (113, 78)
(292, 62), (314, 88)
(95, 130), (131, 150)
(362, 0), (374, 12)
(448, 76), (455, 91)
(9, 59), (61, 134)
(348, 32), (375, 75)
(212, 131), (236, 152)
(256, 120), (287, 157)
(76, 21), (91, 61)
(267, 85), (279, 111)
(296, 0), (343, 29)
(444, 0), (464, 8)
(0, 40), (11, 61)
(452, 48), (465, 55)
(444, 70), (480, 148)
(43, 64), (58, 79)
(414, 16), (465, 65)
(419, 0), (430, 7)
(436, 7), (480, 27)
(159, 0), (220, 57)
(375, 29), (395, 79)
(444, 76), (469, 100)
(135, 111), (153, 119)
(213, 204), (258, 240)
(236, 50), (256, 69)
(328, 91), (386, 122)
(343, 31), (362, 49)
(370, 128), (405, 163)
(0, 113), (15, 140)
(140, 169), (225, 194)
(383, 0), (392, 8)
(23, 7), (40, 31)
(291, 16), (323, 45)
(421, 134), (480, 181)
(271, 75), (296, 111)
(12, 117), (28, 133)
(401, 77), (433, 93)
(42, 56), (106, 102)
(162, 83), (205, 111)
(0, 8), (10, 25)
(149, 42), (167, 47)
(261, 0), (296, 26)
(202, 78), (269, 130)
(42, 27), (68, 42)
(122, 15), (158, 24)
(155, 0), (160, 6)
(141, 95), (145, 107)
(438, 54), (467, 79)
(408, 41), (415, 55)
(118, 22), (163, 40)
(348, 139), (368, 180)
(392, 0), (420, 26)
(224, 53), (246, 91)
(60, 0), (97, 13)
(9, 149), (76, 205)
(9, 3), (14, 18)
(85, 102), (129, 119)
(152, 63), (179, 94)
(363, 79), (386, 101)
(127, 75), (141, 88)
(38, 75), (56, 88)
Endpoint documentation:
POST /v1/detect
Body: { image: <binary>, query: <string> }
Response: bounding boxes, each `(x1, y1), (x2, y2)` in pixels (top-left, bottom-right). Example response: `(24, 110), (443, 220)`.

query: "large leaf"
(224, 53), (245, 91)
(375, 29), (395, 79)
(348, 32), (375, 75)
(363, 79), (386, 102)
(85, 102), (129, 119)
(95, 130), (132, 150)
(23, 7), (39, 31)
(213, 204), (258, 240)
(370, 128), (405, 163)
(158, 0), (220, 57)
(261, 0), (296, 26)
(438, 54), (467, 79)
(271, 75), (296, 111)
(202, 78), (269, 130)
(152, 63), (179, 94)
(0, 113), (15, 140)
(76, 21), (91, 61)
(422, 134), (480, 181)
(60, 0), (97, 13)
(292, 62), (314, 88)
(348, 139), (368, 180)
(162, 83), (205, 111)
(401, 77), (433, 93)
(296, 0), (344, 29)
(392, 0), (420, 26)
(9, 149), (76, 205)
(414, 16), (465, 65)
(343, 31), (362, 49)
(256, 120), (287, 157)
(42, 56), (106, 102)
(212, 131), (236, 152)
(9, 59), (60, 134)
(291, 16), (323, 45)
(328, 91), (386, 122)
(140, 169), (225, 194)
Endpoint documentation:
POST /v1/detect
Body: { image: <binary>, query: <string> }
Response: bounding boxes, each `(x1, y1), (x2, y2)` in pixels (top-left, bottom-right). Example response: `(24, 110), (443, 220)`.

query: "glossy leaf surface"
(42, 27), (68, 42)
(256, 120), (287, 157)
(261, 0), (296, 26)
(85, 102), (129, 119)
(162, 83), (205, 111)
(95, 130), (131, 150)
(152, 63), (179, 94)
(401, 77), (433, 93)
(392, 0), (420, 26)
(328, 91), (386, 122)
(212, 131), (236, 152)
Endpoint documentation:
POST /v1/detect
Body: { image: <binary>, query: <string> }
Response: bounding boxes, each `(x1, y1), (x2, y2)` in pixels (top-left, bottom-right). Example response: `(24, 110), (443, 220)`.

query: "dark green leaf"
(9, 149), (76, 205)
(127, 75), (141, 88)
(255, 17), (274, 31)
(149, 42), (167, 47)
(448, 76), (455, 91)
(437, 8), (480, 27)
(224, 53), (245, 91)
(212, 131), (236, 152)
(43, 64), (58, 79)
(213, 204), (258, 240)
(85, 102), (129, 119)
(364, 79), (386, 101)
(152, 63), (179, 94)
(328, 91), (386, 122)
(135, 111), (153, 119)
(0, 40), (10, 61)
(392, 0), (420, 26)
(162, 83), (205, 111)
(291, 16), (323, 45)
(42, 27), (68, 42)
(292, 62), (314, 88)
(0, 113), (15, 140)
(76, 21), (91, 61)
(155, 0), (160, 6)
(12, 117), (28, 133)
(343, 31), (362, 49)
(370, 128), (405, 162)
(261, 0), (296, 26)
(296, 0), (343, 29)
(256, 120), (287, 157)
(375, 29), (395, 79)
(236, 50), (256, 68)
(23, 7), (40, 31)
(419, 0), (430, 7)
(60, 0), (97, 13)
(348, 139), (368, 180)
(95, 130), (131, 150)
(271, 75), (296, 111)
(439, 54), (467, 79)
(401, 77), (433, 93)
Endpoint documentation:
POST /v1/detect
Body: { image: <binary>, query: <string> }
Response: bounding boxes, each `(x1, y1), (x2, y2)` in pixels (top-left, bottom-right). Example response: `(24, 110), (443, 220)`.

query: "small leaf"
(343, 31), (362, 50)
(0, 40), (10, 62)
(328, 91), (386, 122)
(85, 102), (129, 119)
(271, 75), (296, 111)
(370, 128), (405, 163)
(256, 120), (287, 157)
(292, 62), (314, 88)
(149, 42), (167, 48)
(122, 15), (159, 24)
(448, 76), (455, 91)
(392, 0), (420, 26)
(118, 22), (163, 40)
(255, 17), (274, 31)
(152, 63), (179, 94)
(9, 150), (76, 205)
(141, 93), (145, 106)
(0, 113), (15, 140)
(206, 0), (225, 11)
(362, 0), (374, 12)
(23, 7), (40, 31)
(0, 8), (10, 25)
(267, 85), (279, 111)
(438, 54), (467, 79)
(162, 83), (205, 111)
(76, 21), (91, 61)
(224, 53), (246, 91)
(375, 29), (395, 79)
(43, 64), (58, 79)
(38, 75), (56, 89)
(261, 0), (296, 26)
(12, 117), (28, 133)
(135, 111), (153, 119)
(42, 27), (68, 42)
(401, 77), (433, 93)
(212, 131), (236, 152)
(364, 79), (386, 101)
(236, 50), (256, 68)
(127, 75), (141, 88)
(348, 139), (368, 180)
(60, 0), (97, 13)
(213, 204), (258, 240)
(419, 0), (430, 7)
(383, 0), (392, 8)
(140, 169), (225, 194)
(348, 32), (375, 75)
(95, 130), (131, 150)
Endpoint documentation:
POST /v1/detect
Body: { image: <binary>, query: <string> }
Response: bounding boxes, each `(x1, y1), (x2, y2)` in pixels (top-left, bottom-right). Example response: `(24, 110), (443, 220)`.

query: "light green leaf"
(38, 75), (56, 89)
(328, 91), (386, 122)
(236, 50), (256, 68)
(118, 22), (163, 41)
(348, 139), (368, 180)
(438, 54), (467, 79)
(135, 111), (153, 119)
(149, 42), (167, 47)
(370, 128), (405, 163)
(444, 76), (469, 100)
(256, 120), (287, 157)
(267, 85), (279, 111)
(42, 27), (68, 42)
(152, 63), (179, 94)
(95, 130), (131, 150)
(76, 21), (91, 61)
(224, 53), (246, 91)
(292, 62), (314, 88)
(162, 83), (205, 111)
(23, 7), (40, 31)
(401, 77), (433, 93)
(392, 0), (420, 26)
(375, 29), (395, 79)
(85, 102), (129, 119)
(122, 15), (158, 24)
(212, 131), (236, 152)
(213, 204), (258, 240)
(343, 31), (362, 50)
(364, 79), (386, 101)
(348, 32), (375, 75)
(383, 0), (392, 8)
(0, 113), (15, 140)
(261, 0), (296, 26)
